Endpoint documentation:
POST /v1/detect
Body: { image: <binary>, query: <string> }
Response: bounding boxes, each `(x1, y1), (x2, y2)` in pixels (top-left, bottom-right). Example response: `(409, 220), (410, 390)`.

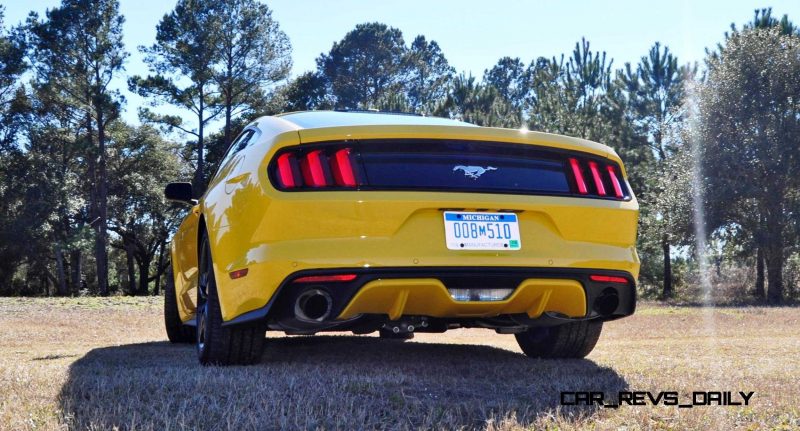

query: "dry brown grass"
(0, 297), (798, 430)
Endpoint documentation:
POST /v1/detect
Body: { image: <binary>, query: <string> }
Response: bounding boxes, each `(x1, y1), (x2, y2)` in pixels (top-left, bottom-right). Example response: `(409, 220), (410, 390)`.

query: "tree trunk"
(137, 256), (151, 296)
(223, 59), (234, 149)
(662, 235), (672, 298)
(754, 247), (765, 299)
(125, 241), (136, 295)
(86, 114), (100, 294)
(70, 249), (81, 294)
(55, 245), (68, 296)
(224, 102), (232, 151)
(766, 245), (784, 304)
(193, 92), (205, 197)
(763, 203), (785, 304)
(95, 114), (109, 296)
(154, 241), (165, 296)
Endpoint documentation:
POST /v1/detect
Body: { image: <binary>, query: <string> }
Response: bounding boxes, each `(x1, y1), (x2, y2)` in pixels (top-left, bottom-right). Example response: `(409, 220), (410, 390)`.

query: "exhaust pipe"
(593, 288), (620, 316)
(294, 289), (333, 322)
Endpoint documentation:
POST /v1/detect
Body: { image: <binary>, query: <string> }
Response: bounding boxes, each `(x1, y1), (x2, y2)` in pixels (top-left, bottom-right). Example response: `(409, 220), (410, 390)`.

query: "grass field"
(0, 297), (798, 430)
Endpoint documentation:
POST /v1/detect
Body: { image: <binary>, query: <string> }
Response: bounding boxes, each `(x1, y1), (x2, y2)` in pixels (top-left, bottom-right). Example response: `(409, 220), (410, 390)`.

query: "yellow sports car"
(163, 110), (639, 365)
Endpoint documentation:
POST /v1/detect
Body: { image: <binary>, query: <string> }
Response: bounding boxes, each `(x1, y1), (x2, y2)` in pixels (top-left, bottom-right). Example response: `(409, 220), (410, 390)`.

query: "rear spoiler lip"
(294, 125), (618, 163)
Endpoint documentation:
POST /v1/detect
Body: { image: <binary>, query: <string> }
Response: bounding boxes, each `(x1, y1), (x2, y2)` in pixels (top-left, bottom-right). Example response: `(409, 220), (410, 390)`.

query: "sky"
(3, 0), (800, 125)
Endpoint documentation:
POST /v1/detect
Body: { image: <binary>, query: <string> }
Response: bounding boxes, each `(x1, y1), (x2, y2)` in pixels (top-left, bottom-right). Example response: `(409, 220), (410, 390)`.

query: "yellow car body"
(165, 110), (639, 364)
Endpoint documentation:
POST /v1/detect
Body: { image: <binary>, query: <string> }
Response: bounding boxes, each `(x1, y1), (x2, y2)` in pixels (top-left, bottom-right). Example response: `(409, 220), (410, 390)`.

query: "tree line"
(0, 1), (798, 304)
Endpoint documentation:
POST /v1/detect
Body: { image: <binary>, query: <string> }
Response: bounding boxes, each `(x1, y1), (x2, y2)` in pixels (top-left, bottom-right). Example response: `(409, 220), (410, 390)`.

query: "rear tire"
(196, 234), (265, 366)
(164, 265), (195, 344)
(515, 320), (603, 359)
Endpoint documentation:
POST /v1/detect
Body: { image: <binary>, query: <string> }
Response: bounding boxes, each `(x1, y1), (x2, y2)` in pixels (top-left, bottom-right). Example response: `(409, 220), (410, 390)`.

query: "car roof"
(274, 110), (477, 129)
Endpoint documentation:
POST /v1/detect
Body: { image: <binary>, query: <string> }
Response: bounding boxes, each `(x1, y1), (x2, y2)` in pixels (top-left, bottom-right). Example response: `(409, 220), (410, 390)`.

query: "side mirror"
(164, 182), (195, 204)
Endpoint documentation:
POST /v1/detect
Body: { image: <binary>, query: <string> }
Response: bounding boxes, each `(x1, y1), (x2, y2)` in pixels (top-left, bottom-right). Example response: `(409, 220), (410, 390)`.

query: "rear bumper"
(207, 193), (639, 322)
(223, 267), (636, 327)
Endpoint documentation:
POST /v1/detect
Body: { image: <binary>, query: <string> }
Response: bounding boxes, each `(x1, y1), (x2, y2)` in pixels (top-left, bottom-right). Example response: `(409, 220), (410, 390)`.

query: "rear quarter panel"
(171, 207), (200, 322)
(201, 122), (301, 321)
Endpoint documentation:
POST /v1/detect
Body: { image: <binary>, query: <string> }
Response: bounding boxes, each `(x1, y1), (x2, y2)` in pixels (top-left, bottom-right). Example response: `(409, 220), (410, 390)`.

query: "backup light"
(448, 288), (513, 302)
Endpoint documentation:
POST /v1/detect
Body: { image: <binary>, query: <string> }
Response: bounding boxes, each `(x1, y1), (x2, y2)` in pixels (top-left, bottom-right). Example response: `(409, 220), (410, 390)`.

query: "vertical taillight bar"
(588, 161), (606, 196)
(276, 153), (297, 188)
(607, 165), (624, 198)
(301, 150), (329, 187)
(331, 148), (357, 187)
(569, 158), (588, 194)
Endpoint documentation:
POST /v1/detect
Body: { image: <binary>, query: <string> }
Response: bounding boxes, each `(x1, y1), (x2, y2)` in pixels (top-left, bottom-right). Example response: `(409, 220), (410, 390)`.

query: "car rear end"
(213, 119), (639, 344)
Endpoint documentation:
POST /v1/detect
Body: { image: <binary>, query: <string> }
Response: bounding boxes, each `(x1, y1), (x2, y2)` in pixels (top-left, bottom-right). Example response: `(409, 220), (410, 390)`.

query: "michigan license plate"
(443, 211), (521, 250)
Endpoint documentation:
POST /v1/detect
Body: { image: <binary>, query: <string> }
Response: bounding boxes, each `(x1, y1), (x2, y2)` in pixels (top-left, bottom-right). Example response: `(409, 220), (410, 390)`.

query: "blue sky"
(4, 0), (800, 125)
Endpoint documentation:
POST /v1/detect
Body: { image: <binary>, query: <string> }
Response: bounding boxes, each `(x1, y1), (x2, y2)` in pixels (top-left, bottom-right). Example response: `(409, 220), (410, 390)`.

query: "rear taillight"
(607, 165), (624, 198)
(569, 158), (588, 195)
(300, 149), (330, 187)
(588, 161), (606, 196)
(273, 147), (359, 189)
(270, 143), (627, 199)
(568, 158), (627, 200)
(331, 148), (357, 187)
(276, 153), (299, 188)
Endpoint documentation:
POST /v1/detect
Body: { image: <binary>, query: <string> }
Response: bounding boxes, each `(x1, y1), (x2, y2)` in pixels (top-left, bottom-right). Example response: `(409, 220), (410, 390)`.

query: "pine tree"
(210, 0), (291, 150)
(129, 0), (221, 194)
(699, 27), (800, 304)
(28, 0), (128, 296)
(620, 43), (692, 298)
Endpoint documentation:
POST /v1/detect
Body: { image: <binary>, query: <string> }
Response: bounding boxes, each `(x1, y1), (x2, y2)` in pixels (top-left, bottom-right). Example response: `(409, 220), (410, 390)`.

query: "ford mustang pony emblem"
(453, 165), (497, 179)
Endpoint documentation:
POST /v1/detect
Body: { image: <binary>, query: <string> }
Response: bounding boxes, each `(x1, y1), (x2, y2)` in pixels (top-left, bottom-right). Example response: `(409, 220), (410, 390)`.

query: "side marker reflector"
(229, 268), (249, 279)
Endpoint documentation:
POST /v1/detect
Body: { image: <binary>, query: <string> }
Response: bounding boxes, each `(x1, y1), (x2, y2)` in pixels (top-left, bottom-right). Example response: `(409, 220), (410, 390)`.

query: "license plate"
(443, 211), (521, 250)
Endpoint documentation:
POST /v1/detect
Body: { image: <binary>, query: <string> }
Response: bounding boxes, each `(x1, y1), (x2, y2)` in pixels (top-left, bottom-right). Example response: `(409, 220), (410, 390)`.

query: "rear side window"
(218, 129), (258, 169)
